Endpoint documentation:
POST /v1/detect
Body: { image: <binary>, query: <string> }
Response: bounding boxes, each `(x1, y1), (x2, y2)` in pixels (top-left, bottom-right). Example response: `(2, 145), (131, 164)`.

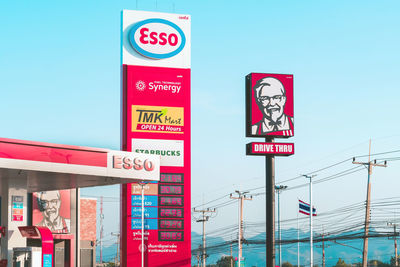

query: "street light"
(275, 185), (288, 266)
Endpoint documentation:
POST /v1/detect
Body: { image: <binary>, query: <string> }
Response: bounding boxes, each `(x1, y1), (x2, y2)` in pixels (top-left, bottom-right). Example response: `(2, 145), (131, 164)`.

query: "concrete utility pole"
(388, 222), (399, 266)
(275, 185), (288, 266)
(230, 190), (252, 267)
(193, 208), (216, 267)
(302, 174), (317, 267)
(111, 232), (120, 266)
(316, 231), (330, 267)
(99, 196), (104, 266)
(353, 140), (387, 267)
(196, 246), (201, 267)
(230, 243), (233, 267)
(321, 236), (326, 267)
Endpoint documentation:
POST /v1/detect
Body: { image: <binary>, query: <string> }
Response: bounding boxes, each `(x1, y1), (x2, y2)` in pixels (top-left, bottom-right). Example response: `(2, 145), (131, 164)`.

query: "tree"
(216, 256), (234, 267)
(390, 256), (398, 266)
(282, 262), (294, 267)
(368, 259), (390, 267)
(333, 258), (349, 267)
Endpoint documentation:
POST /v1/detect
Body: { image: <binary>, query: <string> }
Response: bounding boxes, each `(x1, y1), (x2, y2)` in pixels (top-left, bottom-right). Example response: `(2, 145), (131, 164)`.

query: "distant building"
(80, 197), (97, 267)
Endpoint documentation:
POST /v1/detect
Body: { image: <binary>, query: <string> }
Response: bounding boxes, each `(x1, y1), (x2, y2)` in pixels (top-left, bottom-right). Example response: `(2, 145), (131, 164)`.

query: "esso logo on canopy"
(129, 18), (186, 59)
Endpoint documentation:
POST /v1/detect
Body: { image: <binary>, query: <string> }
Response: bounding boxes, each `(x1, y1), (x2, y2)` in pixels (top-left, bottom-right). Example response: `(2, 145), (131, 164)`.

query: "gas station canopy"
(0, 137), (160, 192)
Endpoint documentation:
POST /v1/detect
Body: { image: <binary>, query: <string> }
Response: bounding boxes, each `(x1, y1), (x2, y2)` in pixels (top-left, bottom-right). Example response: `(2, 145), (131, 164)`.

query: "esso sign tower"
(122, 10), (191, 267)
(129, 18), (186, 59)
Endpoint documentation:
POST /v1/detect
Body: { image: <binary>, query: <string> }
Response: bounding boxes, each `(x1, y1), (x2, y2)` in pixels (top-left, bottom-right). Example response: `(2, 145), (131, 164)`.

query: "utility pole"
(321, 236), (325, 267)
(302, 174), (317, 267)
(388, 222), (399, 266)
(275, 185), (288, 266)
(230, 243), (233, 267)
(316, 231), (330, 267)
(353, 140), (387, 267)
(111, 232), (120, 266)
(99, 196), (104, 266)
(230, 190), (252, 267)
(196, 246), (201, 267)
(193, 208), (216, 267)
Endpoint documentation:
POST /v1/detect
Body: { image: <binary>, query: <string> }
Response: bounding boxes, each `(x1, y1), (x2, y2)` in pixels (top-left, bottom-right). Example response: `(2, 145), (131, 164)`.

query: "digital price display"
(160, 173), (184, 183)
(159, 219), (184, 230)
(159, 196), (184, 207)
(159, 185), (183, 195)
(158, 231), (184, 241)
(159, 208), (183, 218)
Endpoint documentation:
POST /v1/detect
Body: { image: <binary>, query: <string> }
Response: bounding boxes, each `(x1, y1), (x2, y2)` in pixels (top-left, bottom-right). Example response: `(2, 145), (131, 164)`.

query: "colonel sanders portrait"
(252, 77), (294, 135)
(35, 190), (70, 233)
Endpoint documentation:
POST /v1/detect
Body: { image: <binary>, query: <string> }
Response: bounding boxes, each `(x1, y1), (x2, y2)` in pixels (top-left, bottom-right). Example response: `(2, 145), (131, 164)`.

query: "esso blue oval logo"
(129, 18), (186, 59)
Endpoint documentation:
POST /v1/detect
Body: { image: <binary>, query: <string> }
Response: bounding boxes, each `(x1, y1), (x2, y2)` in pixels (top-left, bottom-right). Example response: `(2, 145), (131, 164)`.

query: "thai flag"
(299, 199), (317, 216)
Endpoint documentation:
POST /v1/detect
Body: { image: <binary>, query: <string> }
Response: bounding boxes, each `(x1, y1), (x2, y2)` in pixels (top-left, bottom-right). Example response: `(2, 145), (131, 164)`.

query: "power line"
(192, 148), (400, 210)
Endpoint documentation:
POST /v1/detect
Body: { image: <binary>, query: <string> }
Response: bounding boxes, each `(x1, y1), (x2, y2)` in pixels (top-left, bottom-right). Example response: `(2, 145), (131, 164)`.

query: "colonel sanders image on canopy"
(252, 77), (294, 135)
(33, 190), (71, 233)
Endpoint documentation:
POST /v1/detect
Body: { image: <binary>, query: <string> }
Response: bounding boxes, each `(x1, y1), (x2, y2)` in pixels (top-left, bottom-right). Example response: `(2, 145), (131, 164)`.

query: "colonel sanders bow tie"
(268, 120), (281, 131)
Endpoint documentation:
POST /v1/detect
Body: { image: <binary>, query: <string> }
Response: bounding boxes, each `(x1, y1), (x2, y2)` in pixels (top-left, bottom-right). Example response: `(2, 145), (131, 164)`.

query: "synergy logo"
(129, 18), (186, 59)
(132, 105), (184, 134)
(135, 80), (146, 91)
(135, 79), (182, 94)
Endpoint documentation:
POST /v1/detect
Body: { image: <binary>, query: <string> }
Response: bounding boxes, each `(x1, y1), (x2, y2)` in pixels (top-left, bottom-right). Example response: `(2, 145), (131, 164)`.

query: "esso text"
(129, 18), (186, 59)
(139, 28), (179, 46)
(113, 155), (155, 172)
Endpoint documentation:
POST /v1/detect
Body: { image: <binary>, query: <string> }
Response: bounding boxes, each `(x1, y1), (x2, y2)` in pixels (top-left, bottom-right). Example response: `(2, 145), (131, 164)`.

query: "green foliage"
(390, 256), (398, 266)
(333, 259), (392, 267)
(216, 256), (234, 267)
(282, 262), (294, 267)
(368, 259), (390, 267)
(333, 258), (349, 267)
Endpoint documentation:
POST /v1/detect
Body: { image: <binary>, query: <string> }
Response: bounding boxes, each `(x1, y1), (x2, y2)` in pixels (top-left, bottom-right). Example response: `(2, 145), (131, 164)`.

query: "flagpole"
(297, 207), (300, 267)
(310, 178), (313, 267)
(141, 182), (145, 267)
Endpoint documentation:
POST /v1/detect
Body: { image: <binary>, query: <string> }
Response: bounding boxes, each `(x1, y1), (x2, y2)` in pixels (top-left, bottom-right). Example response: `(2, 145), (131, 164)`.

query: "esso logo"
(129, 18), (186, 59)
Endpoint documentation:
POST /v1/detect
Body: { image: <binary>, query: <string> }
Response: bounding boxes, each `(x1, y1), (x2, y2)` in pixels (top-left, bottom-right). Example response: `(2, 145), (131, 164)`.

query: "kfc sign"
(129, 18), (186, 59)
(246, 73), (294, 138)
(246, 142), (294, 156)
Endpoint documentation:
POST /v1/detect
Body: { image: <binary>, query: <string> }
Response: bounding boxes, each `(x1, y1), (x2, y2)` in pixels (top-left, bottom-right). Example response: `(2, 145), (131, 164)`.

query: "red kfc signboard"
(246, 73), (294, 138)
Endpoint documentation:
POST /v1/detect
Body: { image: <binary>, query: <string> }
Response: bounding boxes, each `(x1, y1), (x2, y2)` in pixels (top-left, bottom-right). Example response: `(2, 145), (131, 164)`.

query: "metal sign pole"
(266, 137), (275, 267)
(141, 183), (145, 267)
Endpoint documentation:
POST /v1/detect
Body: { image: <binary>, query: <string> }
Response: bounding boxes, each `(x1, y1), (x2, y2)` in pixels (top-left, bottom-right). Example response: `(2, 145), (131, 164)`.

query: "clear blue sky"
(1, 0), (400, 254)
